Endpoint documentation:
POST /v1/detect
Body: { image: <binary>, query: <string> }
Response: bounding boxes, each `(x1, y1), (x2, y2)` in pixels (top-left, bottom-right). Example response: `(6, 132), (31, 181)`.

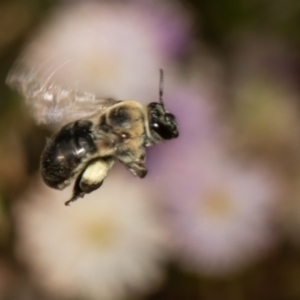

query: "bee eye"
(165, 113), (175, 122)
(151, 111), (160, 119)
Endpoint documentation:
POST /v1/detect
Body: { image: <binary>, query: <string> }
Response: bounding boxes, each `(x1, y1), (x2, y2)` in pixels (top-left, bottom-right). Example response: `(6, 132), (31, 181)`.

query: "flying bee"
(7, 66), (179, 205)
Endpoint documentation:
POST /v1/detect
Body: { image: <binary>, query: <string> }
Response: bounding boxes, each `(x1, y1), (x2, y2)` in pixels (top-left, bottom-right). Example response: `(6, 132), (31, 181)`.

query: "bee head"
(147, 69), (179, 141)
(148, 102), (179, 140)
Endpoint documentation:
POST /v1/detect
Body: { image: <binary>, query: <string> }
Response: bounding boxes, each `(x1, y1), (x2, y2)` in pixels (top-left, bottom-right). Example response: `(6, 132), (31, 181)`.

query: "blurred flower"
(14, 1), (190, 102)
(228, 34), (300, 256)
(145, 77), (280, 276)
(165, 152), (280, 276)
(14, 166), (169, 300)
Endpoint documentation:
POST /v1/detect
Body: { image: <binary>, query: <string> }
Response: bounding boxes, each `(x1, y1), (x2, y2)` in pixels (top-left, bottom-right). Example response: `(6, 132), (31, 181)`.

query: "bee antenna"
(159, 68), (165, 108)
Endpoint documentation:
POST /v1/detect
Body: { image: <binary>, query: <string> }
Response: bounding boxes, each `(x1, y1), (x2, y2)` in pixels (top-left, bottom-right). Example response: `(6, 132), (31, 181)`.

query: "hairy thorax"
(93, 101), (147, 157)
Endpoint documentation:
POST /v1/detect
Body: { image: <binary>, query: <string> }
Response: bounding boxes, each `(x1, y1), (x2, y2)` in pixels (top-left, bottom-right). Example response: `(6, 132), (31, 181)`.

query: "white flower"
(160, 149), (280, 276)
(14, 166), (169, 300)
(16, 1), (190, 102)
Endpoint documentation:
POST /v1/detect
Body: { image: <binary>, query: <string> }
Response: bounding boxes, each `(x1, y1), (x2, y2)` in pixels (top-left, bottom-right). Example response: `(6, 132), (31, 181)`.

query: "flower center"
(202, 188), (234, 220)
(84, 216), (119, 250)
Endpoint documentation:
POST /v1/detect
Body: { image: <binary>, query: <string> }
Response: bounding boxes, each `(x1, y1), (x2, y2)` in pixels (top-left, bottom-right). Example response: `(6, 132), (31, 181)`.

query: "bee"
(7, 67), (179, 205)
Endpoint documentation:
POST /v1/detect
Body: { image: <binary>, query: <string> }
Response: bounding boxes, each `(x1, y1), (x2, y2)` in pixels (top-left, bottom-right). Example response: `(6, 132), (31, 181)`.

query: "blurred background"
(1, 0), (300, 299)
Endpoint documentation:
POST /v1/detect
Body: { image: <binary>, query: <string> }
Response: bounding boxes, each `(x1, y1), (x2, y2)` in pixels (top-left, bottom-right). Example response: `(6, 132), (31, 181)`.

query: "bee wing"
(6, 59), (119, 124)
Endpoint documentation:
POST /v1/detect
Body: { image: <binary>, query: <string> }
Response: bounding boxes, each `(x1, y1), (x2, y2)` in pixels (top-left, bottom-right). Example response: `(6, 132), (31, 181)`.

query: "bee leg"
(127, 162), (147, 178)
(65, 157), (115, 206)
(118, 149), (147, 178)
(65, 172), (88, 206)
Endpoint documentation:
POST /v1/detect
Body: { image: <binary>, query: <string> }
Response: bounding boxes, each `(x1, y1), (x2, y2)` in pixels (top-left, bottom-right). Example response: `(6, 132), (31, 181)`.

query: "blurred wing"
(6, 60), (119, 124)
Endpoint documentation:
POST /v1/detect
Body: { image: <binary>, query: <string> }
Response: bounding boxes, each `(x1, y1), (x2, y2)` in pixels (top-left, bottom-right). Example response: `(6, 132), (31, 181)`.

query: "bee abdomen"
(40, 120), (97, 190)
